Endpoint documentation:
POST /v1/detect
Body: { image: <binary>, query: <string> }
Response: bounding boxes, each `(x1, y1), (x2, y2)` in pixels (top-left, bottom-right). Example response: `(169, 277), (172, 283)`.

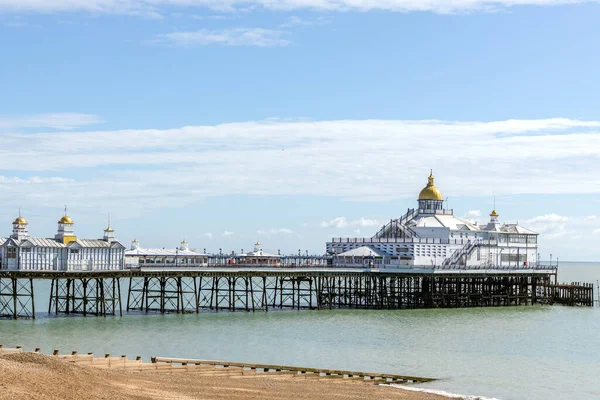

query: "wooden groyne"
(0, 345), (435, 384)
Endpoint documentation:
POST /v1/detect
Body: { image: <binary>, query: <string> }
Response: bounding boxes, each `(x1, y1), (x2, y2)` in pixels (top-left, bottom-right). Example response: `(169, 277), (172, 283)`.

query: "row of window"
(500, 254), (528, 262)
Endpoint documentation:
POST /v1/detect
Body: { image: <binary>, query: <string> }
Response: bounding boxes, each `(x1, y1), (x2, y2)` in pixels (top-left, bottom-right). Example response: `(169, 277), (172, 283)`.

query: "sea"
(1, 262), (599, 400)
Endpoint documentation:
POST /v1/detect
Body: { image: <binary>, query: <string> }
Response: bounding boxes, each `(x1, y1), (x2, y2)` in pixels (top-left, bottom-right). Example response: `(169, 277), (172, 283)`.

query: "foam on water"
(386, 384), (502, 400)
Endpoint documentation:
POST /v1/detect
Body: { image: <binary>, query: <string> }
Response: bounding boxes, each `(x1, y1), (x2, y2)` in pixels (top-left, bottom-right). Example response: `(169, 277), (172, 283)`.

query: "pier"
(0, 264), (593, 319)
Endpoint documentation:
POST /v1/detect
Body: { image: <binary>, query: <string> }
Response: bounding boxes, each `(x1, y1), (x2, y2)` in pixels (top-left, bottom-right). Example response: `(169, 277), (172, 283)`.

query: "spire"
(489, 197), (499, 218)
(105, 212), (114, 232)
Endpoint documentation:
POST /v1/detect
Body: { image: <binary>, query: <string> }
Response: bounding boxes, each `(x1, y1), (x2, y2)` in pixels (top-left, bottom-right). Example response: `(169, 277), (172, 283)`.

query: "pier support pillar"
(0, 277), (34, 319)
(49, 277), (122, 317)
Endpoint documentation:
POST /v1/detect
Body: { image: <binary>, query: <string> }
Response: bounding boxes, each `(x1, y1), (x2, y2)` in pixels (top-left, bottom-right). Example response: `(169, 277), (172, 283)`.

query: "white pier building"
(0, 212), (125, 271)
(327, 171), (538, 268)
(124, 239), (209, 269)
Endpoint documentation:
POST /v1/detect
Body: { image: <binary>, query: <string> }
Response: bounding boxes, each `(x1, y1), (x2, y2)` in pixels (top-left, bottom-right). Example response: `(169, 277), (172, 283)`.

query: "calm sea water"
(1, 262), (599, 400)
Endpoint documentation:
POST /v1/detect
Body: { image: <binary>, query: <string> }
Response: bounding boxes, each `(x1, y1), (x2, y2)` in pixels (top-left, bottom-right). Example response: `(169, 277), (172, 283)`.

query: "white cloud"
(321, 217), (348, 228)
(525, 213), (600, 240)
(204, 232), (213, 239)
(0, 0), (598, 15)
(154, 28), (289, 47)
(2, 117), (600, 214)
(257, 227), (294, 236)
(527, 214), (569, 224)
(0, 113), (101, 130)
(524, 214), (600, 260)
(463, 210), (481, 220)
(222, 231), (234, 237)
(280, 15), (329, 28)
(526, 213), (569, 238)
(320, 217), (381, 228)
(0, 176), (74, 184)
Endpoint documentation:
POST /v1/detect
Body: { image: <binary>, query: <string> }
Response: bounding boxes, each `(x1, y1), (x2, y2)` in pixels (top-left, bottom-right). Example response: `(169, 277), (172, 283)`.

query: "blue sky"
(1, 0), (599, 260)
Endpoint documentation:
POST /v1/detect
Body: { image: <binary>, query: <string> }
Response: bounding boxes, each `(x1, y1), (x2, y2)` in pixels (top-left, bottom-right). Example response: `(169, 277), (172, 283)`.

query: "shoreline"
(0, 352), (451, 400)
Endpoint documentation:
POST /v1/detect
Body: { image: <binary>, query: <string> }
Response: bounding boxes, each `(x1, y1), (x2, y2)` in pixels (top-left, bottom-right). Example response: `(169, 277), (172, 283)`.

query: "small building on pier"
(326, 171), (539, 268)
(235, 242), (281, 266)
(0, 212), (125, 271)
(124, 239), (209, 269)
(333, 246), (403, 268)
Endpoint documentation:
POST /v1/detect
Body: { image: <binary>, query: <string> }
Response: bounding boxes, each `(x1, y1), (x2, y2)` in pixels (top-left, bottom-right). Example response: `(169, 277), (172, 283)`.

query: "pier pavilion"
(327, 171), (538, 268)
(0, 212), (125, 272)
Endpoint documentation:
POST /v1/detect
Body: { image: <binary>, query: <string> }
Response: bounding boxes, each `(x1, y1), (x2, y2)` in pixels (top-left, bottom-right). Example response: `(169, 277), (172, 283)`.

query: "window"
(501, 254), (527, 262)
(22, 247), (32, 253)
(528, 235), (537, 244)
(7, 247), (17, 259)
(70, 249), (79, 254)
(509, 235), (527, 244)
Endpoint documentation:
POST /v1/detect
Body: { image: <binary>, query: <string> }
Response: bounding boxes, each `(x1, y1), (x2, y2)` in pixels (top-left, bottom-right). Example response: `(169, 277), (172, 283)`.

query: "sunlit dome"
(58, 215), (74, 224)
(13, 216), (28, 225)
(418, 170), (443, 201)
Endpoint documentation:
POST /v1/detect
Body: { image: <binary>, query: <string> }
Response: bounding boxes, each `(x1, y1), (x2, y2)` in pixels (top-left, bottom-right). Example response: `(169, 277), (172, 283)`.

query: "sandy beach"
(0, 353), (448, 400)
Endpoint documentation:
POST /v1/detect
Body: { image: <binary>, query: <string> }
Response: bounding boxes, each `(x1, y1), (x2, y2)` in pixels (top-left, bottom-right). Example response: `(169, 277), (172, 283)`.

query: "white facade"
(124, 239), (209, 269)
(0, 214), (125, 271)
(327, 172), (539, 268)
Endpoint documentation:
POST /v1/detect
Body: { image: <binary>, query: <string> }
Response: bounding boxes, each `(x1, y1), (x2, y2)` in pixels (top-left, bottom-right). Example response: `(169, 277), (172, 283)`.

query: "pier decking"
(0, 264), (593, 319)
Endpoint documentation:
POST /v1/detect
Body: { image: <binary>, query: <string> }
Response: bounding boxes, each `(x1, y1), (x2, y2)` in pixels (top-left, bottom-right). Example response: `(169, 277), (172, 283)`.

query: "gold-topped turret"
(58, 215), (74, 224)
(490, 209), (499, 217)
(418, 170), (444, 201)
(13, 216), (28, 225)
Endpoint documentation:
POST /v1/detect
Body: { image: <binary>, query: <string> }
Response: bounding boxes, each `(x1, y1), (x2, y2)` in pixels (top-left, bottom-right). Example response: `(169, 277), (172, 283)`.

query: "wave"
(385, 384), (502, 400)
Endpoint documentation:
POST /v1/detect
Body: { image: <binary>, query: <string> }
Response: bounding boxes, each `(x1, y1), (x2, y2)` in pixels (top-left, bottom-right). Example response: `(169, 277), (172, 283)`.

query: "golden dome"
(490, 209), (499, 217)
(58, 215), (74, 224)
(418, 170), (443, 201)
(13, 216), (28, 225)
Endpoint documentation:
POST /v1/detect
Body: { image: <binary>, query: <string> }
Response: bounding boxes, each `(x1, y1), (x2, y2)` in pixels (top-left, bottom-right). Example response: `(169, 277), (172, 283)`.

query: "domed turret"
(418, 170), (443, 201)
(11, 211), (29, 240)
(13, 216), (28, 225)
(58, 215), (74, 224)
(55, 206), (77, 244)
(179, 240), (189, 251)
(417, 170), (444, 213)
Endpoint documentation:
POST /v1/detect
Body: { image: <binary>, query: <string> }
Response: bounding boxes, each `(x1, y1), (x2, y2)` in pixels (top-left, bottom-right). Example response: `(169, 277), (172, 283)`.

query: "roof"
(242, 250), (280, 258)
(337, 246), (385, 257)
(499, 224), (538, 235)
(410, 214), (480, 231)
(69, 239), (125, 248)
(1, 237), (126, 248)
(22, 238), (66, 248)
(125, 247), (204, 256)
(1, 237), (65, 248)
